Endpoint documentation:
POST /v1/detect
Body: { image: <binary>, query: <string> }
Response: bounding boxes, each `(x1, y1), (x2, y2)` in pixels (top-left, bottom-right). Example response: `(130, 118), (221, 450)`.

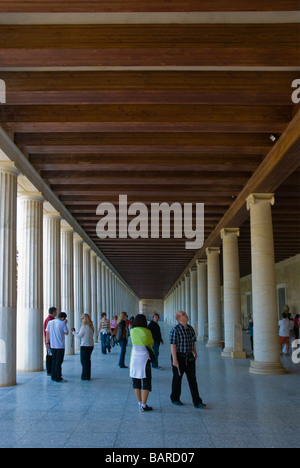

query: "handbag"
(116, 326), (123, 343)
(146, 346), (156, 363)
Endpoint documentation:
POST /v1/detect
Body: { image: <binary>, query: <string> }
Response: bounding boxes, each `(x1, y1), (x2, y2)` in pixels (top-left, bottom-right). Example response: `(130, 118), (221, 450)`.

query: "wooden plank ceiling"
(0, 1), (299, 299)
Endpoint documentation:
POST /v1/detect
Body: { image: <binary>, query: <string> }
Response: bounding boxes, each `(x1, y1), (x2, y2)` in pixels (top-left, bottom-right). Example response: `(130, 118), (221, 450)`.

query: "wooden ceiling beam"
(0, 1), (298, 13)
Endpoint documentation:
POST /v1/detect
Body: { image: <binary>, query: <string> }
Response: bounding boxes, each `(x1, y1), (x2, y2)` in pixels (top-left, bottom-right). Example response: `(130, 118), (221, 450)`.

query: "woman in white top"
(130, 314), (154, 412)
(71, 314), (94, 381)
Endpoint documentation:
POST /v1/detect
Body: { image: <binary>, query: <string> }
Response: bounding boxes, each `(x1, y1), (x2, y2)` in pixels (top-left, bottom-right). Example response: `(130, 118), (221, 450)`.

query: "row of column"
(0, 161), (139, 388)
(165, 193), (285, 375)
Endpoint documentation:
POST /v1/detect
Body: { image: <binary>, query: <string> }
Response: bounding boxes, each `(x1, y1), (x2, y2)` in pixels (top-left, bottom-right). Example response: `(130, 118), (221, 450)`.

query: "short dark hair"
(49, 307), (57, 315)
(101, 312), (107, 318)
(153, 313), (160, 318)
(58, 312), (67, 320)
(133, 314), (147, 328)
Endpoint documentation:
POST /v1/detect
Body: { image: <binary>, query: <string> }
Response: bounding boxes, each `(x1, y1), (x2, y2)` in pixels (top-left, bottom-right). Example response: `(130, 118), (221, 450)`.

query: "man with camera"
(170, 311), (206, 409)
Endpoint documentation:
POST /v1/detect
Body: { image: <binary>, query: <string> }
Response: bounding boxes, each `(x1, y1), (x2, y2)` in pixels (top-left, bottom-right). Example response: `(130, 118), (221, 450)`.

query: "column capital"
(0, 161), (19, 176)
(83, 242), (91, 251)
(206, 247), (220, 256)
(196, 259), (207, 266)
(61, 224), (74, 234)
(90, 250), (97, 258)
(18, 190), (44, 203)
(73, 232), (83, 243)
(220, 227), (240, 239)
(246, 193), (275, 211)
(44, 211), (61, 220)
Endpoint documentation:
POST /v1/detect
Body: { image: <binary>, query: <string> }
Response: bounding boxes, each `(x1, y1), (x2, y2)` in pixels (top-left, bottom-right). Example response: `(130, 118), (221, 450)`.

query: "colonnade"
(164, 193), (285, 376)
(0, 161), (139, 388)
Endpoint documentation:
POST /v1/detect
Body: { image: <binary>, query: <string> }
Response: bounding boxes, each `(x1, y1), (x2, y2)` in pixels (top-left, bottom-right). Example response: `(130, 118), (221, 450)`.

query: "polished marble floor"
(0, 323), (299, 448)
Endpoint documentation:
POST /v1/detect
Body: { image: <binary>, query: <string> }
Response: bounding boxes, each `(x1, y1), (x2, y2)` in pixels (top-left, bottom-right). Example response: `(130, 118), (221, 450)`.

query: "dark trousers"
(118, 338), (127, 367)
(171, 353), (203, 405)
(51, 348), (65, 382)
(46, 350), (53, 375)
(80, 346), (94, 380)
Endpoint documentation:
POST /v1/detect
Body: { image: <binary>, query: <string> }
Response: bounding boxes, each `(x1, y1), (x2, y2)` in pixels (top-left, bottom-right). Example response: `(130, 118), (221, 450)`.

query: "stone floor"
(0, 323), (299, 448)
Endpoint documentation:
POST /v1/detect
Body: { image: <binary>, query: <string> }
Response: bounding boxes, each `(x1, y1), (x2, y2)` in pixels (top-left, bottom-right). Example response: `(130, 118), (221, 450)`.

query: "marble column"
(220, 228), (245, 358)
(184, 273), (190, 318)
(61, 225), (74, 355)
(101, 262), (107, 315)
(96, 257), (102, 329)
(90, 251), (98, 342)
(246, 193), (285, 375)
(43, 212), (61, 319)
(105, 266), (110, 315)
(206, 247), (222, 348)
(83, 243), (91, 316)
(17, 191), (44, 372)
(73, 233), (83, 351)
(190, 267), (198, 332)
(0, 162), (19, 387)
(197, 260), (208, 341)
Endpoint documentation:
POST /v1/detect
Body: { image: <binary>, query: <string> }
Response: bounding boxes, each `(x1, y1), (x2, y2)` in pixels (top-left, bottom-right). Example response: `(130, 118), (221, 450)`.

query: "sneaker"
(194, 402), (206, 409)
(171, 400), (184, 406)
(140, 405), (153, 412)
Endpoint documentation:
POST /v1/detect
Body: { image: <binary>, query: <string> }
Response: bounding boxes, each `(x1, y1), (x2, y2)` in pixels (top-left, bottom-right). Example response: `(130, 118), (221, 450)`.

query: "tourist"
(71, 314), (94, 381)
(279, 312), (292, 355)
(170, 311), (206, 409)
(294, 314), (300, 340)
(45, 312), (69, 382)
(110, 315), (118, 347)
(98, 312), (112, 354)
(148, 313), (164, 368)
(248, 318), (254, 355)
(117, 312), (128, 368)
(130, 314), (154, 412)
(43, 306), (57, 376)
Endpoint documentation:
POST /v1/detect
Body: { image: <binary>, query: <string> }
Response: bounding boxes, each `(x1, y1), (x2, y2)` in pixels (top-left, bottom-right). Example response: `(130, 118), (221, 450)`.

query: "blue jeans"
(152, 341), (160, 368)
(118, 338), (127, 367)
(101, 333), (111, 354)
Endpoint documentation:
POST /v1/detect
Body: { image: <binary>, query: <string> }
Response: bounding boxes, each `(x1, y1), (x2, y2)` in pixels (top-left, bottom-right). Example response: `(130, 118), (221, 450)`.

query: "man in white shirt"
(278, 312), (293, 356)
(46, 312), (69, 382)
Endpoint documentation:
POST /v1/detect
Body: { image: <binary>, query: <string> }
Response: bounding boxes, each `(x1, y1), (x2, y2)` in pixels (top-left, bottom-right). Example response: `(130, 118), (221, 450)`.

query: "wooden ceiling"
(0, 1), (299, 299)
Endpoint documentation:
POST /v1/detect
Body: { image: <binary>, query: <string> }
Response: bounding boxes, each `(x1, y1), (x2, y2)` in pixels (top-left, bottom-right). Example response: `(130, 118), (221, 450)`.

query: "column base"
(221, 347), (233, 357)
(231, 351), (247, 359)
(206, 340), (222, 348)
(197, 335), (207, 342)
(249, 360), (286, 375)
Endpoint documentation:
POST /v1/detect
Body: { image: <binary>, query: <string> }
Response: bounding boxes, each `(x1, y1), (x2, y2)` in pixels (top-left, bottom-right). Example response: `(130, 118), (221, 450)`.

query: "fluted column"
(17, 191), (44, 372)
(247, 193), (285, 375)
(206, 247), (222, 348)
(190, 267), (198, 331)
(90, 251), (98, 342)
(105, 265), (110, 315)
(83, 243), (91, 316)
(61, 225), (74, 355)
(220, 228), (245, 358)
(101, 262), (107, 314)
(43, 212), (61, 319)
(96, 257), (102, 330)
(184, 273), (190, 318)
(73, 233), (83, 351)
(0, 162), (19, 387)
(197, 260), (208, 341)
